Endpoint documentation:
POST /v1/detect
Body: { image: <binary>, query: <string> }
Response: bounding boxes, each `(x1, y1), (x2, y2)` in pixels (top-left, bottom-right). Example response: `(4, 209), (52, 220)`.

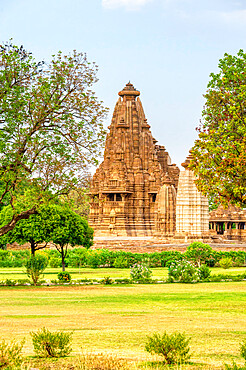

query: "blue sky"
(1, 0), (246, 167)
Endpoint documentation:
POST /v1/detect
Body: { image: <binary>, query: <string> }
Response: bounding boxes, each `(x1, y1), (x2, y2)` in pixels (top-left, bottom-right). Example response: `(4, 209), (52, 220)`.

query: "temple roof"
(118, 82), (140, 97)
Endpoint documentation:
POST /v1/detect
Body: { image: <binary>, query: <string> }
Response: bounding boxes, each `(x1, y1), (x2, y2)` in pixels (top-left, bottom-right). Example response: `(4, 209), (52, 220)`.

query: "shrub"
(49, 257), (61, 268)
(198, 264), (211, 280)
(130, 263), (152, 282)
(145, 332), (191, 364)
(113, 255), (128, 268)
(57, 272), (71, 283)
(25, 254), (48, 285)
(101, 276), (113, 285)
(30, 327), (72, 358)
(168, 260), (199, 283)
(0, 338), (25, 369)
(219, 256), (233, 269)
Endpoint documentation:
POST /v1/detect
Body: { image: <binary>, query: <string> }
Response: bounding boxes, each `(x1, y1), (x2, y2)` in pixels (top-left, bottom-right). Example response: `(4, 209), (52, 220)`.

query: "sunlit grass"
(0, 266), (245, 281)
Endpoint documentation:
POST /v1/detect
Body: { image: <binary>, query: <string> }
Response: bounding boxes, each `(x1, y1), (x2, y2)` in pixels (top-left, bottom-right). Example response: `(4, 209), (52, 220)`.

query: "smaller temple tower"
(175, 155), (210, 241)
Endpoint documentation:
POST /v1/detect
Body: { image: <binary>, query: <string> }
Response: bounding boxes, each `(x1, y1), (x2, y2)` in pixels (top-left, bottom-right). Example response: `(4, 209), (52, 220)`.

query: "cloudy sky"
(1, 0), (246, 167)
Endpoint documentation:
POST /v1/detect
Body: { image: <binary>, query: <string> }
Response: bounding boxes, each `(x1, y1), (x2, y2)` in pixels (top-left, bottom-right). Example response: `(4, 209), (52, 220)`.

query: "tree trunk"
(30, 239), (36, 256)
(0, 207), (37, 236)
(61, 247), (65, 271)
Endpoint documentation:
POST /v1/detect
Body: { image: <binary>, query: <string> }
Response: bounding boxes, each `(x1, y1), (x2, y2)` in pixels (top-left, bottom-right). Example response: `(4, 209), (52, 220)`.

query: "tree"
(44, 204), (93, 271)
(185, 242), (212, 267)
(190, 50), (246, 208)
(0, 41), (107, 235)
(1, 205), (51, 255)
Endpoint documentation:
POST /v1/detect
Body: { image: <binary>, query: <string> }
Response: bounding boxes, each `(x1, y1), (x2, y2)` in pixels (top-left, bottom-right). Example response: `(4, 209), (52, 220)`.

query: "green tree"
(190, 50), (246, 207)
(1, 205), (51, 255)
(44, 204), (93, 271)
(0, 41), (107, 235)
(185, 242), (212, 267)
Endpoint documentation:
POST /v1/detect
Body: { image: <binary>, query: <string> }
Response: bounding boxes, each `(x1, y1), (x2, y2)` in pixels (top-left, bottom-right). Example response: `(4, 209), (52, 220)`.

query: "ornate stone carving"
(89, 82), (179, 236)
(175, 155), (210, 241)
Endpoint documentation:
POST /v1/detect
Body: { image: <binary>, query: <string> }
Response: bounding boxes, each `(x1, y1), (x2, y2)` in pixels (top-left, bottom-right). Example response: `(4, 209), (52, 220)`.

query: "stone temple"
(89, 82), (209, 240)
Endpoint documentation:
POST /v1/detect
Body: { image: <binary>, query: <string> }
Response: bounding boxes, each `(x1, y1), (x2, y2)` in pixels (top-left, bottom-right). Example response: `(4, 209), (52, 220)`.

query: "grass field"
(0, 266), (245, 281)
(0, 280), (245, 368)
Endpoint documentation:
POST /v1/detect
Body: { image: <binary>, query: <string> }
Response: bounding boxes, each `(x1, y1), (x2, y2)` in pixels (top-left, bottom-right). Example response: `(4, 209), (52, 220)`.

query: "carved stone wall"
(89, 83), (179, 236)
(175, 155), (210, 241)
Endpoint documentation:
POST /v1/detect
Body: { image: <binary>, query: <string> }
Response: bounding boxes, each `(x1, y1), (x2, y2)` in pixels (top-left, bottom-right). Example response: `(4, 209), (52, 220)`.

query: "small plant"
(219, 256), (233, 269)
(168, 260), (199, 283)
(225, 362), (246, 369)
(25, 254), (48, 285)
(130, 262), (152, 282)
(57, 271), (71, 283)
(0, 338), (25, 368)
(145, 331), (191, 364)
(30, 327), (72, 357)
(198, 264), (211, 280)
(101, 276), (113, 285)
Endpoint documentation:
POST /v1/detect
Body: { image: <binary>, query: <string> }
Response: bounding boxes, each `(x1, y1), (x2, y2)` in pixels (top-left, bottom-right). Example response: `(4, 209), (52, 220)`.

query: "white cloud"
(102, 0), (153, 11)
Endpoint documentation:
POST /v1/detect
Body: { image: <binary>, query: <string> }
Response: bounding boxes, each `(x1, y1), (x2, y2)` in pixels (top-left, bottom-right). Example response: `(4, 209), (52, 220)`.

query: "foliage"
(113, 255), (128, 269)
(145, 332), (191, 364)
(168, 260), (200, 283)
(198, 263), (211, 280)
(25, 254), (48, 285)
(0, 40), (107, 236)
(49, 257), (61, 268)
(130, 263), (152, 282)
(190, 49), (246, 207)
(101, 276), (113, 285)
(57, 272), (71, 283)
(0, 338), (25, 369)
(241, 339), (246, 362)
(185, 242), (213, 267)
(30, 327), (72, 358)
(40, 204), (93, 271)
(219, 256), (233, 269)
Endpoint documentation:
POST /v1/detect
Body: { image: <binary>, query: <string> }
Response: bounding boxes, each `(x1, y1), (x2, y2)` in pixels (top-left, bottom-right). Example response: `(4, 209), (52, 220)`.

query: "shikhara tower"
(89, 82), (179, 236)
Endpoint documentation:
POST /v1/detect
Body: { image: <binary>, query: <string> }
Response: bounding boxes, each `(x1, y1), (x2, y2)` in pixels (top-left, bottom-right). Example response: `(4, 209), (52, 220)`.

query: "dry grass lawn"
(0, 282), (245, 368)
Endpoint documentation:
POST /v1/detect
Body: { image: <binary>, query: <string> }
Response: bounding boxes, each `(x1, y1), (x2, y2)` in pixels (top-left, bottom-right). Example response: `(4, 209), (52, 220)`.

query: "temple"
(89, 82), (179, 236)
(90, 82), (243, 242)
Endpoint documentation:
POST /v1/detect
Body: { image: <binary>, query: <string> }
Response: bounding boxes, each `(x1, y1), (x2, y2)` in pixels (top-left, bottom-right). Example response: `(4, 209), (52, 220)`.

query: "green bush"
(57, 272), (71, 283)
(101, 276), (113, 285)
(49, 257), (61, 268)
(25, 254), (48, 285)
(130, 263), (152, 282)
(145, 332), (191, 364)
(30, 327), (72, 358)
(168, 261), (199, 283)
(0, 338), (25, 369)
(219, 256), (233, 269)
(113, 255), (128, 268)
(198, 264), (211, 280)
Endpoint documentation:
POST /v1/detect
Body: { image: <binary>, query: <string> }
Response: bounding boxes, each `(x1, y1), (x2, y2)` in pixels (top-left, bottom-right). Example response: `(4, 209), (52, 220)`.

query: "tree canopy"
(190, 49), (246, 208)
(0, 41), (107, 235)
